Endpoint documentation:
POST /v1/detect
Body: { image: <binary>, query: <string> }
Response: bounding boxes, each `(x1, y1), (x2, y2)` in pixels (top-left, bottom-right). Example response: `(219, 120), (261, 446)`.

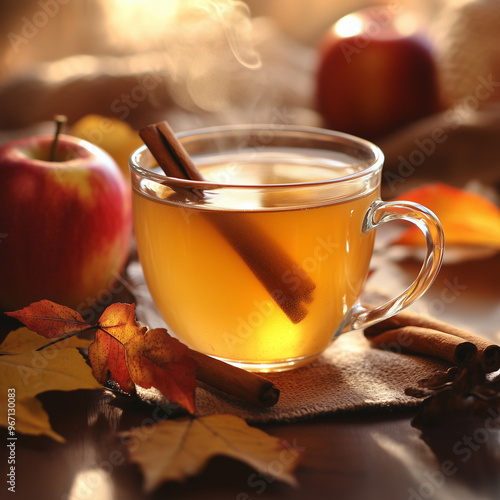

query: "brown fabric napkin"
(195, 333), (448, 423)
(126, 260), (447, 423)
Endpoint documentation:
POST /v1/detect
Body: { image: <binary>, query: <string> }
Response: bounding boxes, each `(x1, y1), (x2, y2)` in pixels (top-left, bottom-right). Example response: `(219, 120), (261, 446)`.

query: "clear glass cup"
(130, 125), (444, 372)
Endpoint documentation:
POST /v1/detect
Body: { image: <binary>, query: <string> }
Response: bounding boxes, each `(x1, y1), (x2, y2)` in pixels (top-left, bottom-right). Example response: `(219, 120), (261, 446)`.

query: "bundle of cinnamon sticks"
(364, 309), (500, 372)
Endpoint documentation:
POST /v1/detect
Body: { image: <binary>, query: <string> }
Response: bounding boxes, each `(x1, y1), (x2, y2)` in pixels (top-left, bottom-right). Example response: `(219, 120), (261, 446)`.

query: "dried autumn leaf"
(393, 183), (500, 247)
(125, 328), (197, 413)
(97, 302), (147, 343)
(0, 327), (102, 441)
(89, 330), (134, 393)
(122, 414), (300, 492)
(5, 299), (89, 338)
(88, 303), (146, 393)
(8, 300), (198, 411)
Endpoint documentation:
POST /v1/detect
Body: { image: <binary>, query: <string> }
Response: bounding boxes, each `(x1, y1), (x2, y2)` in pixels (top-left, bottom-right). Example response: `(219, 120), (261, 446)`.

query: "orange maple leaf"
(393, 182), (500, 247)
(89, 329), (136, 393)
(97, 302), (147, 344)
(88, 303), (146, 393)
(125, 328), (198, 414)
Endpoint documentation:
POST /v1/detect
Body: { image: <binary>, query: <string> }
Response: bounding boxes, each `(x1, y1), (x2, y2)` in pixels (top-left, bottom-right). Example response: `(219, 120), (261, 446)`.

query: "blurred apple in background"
(315, 5), (440, 140)
(71, 114), (143, 181)
(0, 134), (132, 312)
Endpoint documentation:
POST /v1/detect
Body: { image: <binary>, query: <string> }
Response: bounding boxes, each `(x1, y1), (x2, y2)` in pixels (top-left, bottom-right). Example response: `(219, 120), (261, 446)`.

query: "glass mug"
(130, 125), (444, 372)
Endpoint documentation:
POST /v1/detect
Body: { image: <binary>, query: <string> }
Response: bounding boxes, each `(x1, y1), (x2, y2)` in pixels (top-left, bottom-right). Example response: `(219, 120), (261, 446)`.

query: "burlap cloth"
(126, 260), (448, 424)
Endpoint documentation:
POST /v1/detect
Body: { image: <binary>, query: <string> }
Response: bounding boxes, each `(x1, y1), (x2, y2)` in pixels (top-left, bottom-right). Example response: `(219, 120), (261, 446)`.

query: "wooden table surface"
(2, 249), (500, 500)
(2, 387), (500, 500)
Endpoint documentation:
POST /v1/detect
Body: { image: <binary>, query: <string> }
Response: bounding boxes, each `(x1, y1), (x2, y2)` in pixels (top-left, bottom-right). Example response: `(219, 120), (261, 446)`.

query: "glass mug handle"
(338, 199), (445, 334)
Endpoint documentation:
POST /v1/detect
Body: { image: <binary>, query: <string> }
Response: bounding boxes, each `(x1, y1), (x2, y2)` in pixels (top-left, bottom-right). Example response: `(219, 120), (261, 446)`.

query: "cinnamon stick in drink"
(364, 309), (500, 371)
(139, 122), (315, 323)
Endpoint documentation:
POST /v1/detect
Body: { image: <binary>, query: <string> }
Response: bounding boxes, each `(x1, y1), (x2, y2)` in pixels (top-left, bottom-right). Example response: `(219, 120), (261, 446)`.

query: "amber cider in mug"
(130, 126), (444, 371)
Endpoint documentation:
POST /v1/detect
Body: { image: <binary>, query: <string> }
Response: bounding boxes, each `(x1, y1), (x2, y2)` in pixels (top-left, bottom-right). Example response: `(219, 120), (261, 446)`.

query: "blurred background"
(0, 0), (499, 194)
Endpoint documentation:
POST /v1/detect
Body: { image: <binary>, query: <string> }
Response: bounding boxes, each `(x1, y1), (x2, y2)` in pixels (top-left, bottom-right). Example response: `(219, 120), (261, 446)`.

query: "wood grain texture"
(3, 388), (500, 500)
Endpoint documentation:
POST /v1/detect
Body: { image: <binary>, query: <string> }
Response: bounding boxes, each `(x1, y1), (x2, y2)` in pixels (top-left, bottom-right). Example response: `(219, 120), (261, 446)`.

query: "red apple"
(315, 6), (440, 140)
(0, 134), (132, 313)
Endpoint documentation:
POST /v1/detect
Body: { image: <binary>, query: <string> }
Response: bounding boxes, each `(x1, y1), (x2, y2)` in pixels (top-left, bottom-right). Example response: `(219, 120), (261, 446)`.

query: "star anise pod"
(406, 356), (500, 428)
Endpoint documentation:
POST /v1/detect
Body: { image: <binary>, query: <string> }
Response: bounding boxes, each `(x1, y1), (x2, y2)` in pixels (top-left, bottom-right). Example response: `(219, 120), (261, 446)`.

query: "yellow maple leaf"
(122, 414), (300, 492)
(0, 327), (91, 354)
(0, 327), (102, 441)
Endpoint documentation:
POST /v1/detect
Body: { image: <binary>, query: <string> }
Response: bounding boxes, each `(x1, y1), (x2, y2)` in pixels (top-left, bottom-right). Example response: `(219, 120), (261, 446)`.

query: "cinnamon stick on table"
(189, 349), (280, 408)
(139, 122), (316, 323)
(364, 310), (500, 372)
(365, 325), (478, 367)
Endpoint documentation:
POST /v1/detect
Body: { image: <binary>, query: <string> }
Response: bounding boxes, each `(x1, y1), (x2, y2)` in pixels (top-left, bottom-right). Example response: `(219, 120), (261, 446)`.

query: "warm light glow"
(99, 0), (178, 50)
(394, 12), (419, 37)
(67, 469), (114, 500)
(334, 14), (363, 38)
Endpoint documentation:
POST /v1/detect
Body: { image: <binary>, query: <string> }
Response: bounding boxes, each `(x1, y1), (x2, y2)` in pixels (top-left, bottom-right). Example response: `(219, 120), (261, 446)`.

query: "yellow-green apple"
(71, 114), (143, 181)
(315, 6), (440, 140)
(0, 134), (132, 313)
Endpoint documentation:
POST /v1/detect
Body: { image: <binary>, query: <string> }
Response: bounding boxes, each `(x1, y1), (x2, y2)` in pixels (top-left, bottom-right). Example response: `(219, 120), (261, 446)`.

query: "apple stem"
(50, 114), (67, 161)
